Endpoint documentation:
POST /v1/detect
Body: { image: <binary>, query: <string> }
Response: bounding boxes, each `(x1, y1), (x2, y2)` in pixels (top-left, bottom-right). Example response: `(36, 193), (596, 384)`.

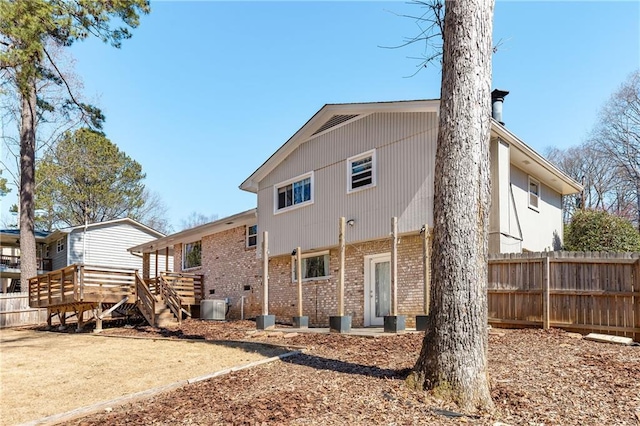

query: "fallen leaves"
(59, 321), (640, 425)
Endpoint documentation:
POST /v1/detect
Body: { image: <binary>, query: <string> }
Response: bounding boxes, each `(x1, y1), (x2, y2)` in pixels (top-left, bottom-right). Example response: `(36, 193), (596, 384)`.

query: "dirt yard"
(0, 327), (289, 425)
(61, 320), (640, 426)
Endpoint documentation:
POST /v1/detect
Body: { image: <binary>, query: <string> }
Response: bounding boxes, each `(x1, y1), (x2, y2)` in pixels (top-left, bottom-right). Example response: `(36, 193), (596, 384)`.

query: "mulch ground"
(59, 320), (639, 425)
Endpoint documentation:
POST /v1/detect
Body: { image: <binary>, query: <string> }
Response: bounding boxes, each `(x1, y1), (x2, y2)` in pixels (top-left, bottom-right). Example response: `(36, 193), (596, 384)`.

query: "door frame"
(363, 252), (391, 327)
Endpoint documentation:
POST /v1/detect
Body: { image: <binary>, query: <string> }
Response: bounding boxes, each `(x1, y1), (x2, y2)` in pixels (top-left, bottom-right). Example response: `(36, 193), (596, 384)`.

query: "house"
(129, 209), (260, 320)
(0, 217), (170, 293)
(236, 97), (582, 327)
(0, 229), (52, 293)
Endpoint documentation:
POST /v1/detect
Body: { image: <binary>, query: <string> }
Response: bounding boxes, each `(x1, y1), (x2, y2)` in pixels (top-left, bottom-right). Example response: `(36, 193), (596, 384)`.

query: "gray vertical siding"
(257, 112), (438, 256)
(67, 223), (170, 271)
(50, 236), (68, 270)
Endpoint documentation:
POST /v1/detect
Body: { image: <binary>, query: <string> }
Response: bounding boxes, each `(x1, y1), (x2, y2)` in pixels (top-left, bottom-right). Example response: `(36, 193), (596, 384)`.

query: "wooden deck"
(28, 264), (203, 329)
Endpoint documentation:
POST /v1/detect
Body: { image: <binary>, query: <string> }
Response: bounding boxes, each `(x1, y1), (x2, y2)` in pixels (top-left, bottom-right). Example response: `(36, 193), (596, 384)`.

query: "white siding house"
(46, 218), (171, 272)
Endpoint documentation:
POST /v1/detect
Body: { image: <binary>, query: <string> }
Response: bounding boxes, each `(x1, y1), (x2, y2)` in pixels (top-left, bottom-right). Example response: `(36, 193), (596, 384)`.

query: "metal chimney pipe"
(491, 89), (509, 125)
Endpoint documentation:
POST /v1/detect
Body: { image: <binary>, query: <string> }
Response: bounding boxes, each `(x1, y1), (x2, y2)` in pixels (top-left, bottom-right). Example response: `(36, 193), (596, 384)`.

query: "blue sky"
(2, 1), (639, 231)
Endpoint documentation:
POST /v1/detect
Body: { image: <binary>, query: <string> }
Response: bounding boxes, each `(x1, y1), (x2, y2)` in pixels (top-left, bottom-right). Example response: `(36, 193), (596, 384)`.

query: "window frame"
(246, 224), (257, 248)
(273, 171), (314, 214)
(347, 149), (377, 194)
(182, 240), (202, 270)
(56, 238), (65, 253)
(528, 176), (540, 212)
(291, 250), (331, 282)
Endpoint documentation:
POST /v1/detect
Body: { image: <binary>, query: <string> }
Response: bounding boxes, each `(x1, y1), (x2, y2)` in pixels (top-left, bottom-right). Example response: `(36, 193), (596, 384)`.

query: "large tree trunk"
(19, 77), (38, 291)
(408, 0), (495, 413)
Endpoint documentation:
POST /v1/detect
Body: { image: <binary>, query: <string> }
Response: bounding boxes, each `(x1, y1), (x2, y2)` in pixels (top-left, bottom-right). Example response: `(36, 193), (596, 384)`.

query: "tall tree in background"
(591, 70), (640, 231)
(0, 0), (149, 289)
(36, 128), (145, 228)
(546, 71), (640, 229)
(408, 0), (495, 413)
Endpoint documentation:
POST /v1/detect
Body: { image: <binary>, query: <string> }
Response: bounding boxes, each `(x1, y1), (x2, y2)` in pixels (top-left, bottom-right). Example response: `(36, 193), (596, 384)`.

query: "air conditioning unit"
(200, 299), (227, 321)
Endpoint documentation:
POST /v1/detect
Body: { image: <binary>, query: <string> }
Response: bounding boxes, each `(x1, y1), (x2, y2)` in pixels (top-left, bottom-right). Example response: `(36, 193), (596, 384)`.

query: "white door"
(364, 253), (391, 326)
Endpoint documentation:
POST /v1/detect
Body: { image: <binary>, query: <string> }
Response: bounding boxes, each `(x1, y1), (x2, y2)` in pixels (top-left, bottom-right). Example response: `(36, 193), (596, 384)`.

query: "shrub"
(564, 210), (640, 252)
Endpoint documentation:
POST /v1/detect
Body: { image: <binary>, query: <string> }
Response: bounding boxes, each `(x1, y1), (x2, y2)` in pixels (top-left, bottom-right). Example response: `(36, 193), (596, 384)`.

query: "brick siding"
(174, 226), (262, 320)
(174, 230), (427, 327)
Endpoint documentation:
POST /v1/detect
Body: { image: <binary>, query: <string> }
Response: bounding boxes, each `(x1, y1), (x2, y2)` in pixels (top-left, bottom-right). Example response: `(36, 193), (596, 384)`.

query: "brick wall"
(266, 235), (427, 327)
(174, 226), (262, 320)
(174, 231), (427, 327)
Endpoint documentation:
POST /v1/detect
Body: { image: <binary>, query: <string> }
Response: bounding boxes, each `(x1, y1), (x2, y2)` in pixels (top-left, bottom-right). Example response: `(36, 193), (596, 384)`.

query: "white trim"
(528, 176), (540, 212)
(290, 250), (331, 282)
(128, 209), (256, 255)
(364, 253), (391, 327)
(240, 100), (440, 193)
(246, 224), (257, 248)
(182, 240), (202, 270)
(306, 113), (371, 141)
(346, 149), (377, 194)
(273, 171), (314, 215)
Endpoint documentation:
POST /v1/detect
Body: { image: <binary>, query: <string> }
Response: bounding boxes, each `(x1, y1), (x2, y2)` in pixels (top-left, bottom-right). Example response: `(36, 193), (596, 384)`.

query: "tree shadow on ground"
(281, 352), (412, 379)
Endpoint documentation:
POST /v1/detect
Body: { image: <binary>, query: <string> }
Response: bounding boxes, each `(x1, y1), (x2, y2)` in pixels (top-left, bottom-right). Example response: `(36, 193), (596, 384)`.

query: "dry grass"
(0, 328), (287, 425)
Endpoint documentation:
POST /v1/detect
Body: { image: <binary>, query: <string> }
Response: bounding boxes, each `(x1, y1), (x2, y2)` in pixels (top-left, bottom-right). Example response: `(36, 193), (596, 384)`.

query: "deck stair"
(29, 264), (203, 329)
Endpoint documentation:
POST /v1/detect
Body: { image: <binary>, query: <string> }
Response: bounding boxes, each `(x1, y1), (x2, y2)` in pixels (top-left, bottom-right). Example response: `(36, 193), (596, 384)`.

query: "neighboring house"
(0, 218), (170, 293)
(237, 98), (583, 327)
(0, 229), (52, 293)
(129, 209), (259, 320)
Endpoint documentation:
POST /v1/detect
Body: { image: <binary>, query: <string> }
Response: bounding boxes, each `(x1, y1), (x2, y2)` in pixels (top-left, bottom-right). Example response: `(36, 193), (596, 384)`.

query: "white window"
(56, 238), (64, 253)
(529, 176), (540, 211)
(182, 241), (202, 269)
(246, 225), (257, 248)
(292, 251), (330, 281)
(347, 149), (376, 193)
(274, 172), (313, 213)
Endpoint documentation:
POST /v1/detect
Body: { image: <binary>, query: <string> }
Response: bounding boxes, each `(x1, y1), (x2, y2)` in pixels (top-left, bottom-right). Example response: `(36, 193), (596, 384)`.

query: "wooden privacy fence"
(0, 293), (47, 328)
(488, 251), (639, 340)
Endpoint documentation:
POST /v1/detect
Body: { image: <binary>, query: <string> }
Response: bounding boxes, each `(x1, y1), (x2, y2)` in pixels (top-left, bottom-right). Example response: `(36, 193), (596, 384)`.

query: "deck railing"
(1, 255), (53, 272)
(135, 271), (155, 326)
(159, 275), (183, 324)
(29, 264), (138, 308)
(160, 272), (203, 306)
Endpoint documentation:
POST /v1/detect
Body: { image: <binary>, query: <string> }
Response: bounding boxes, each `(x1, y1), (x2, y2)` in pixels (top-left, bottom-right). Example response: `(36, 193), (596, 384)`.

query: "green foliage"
(0, 0), (150, 97)
(0, 171), (10, 196)
(564, 210), (640, 252)
(36, 128), (146, 228)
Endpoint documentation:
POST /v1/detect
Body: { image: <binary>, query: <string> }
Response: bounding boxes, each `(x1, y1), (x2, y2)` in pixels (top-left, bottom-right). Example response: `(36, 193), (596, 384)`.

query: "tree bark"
(19, 77), (38, 291)
(408, 0), (495, 413)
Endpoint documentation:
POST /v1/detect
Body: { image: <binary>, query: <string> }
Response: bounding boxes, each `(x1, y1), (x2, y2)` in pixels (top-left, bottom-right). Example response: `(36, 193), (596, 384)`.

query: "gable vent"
(312, 114), (359, 136)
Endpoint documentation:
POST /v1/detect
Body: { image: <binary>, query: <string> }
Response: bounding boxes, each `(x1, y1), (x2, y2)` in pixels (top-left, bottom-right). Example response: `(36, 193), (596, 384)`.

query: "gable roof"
(491, 120), (582, 195)
(239, 99), (582, 196)
(46, 217), (166, 243)
(239, 100), (440, 193)
(128, 209), (257, 255)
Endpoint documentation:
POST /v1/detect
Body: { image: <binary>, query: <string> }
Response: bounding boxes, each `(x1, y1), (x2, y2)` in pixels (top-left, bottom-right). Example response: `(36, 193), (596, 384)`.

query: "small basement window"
(274, 172), (313, 213)
(292, 251), (330, 281)
(529, 176), (540, 211)
(246, 224), (257, 248)
(347, 150), (376, 193)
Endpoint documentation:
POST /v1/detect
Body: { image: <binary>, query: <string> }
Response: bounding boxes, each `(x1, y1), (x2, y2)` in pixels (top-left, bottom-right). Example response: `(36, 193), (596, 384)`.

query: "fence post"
(542, 255), (550, 330)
